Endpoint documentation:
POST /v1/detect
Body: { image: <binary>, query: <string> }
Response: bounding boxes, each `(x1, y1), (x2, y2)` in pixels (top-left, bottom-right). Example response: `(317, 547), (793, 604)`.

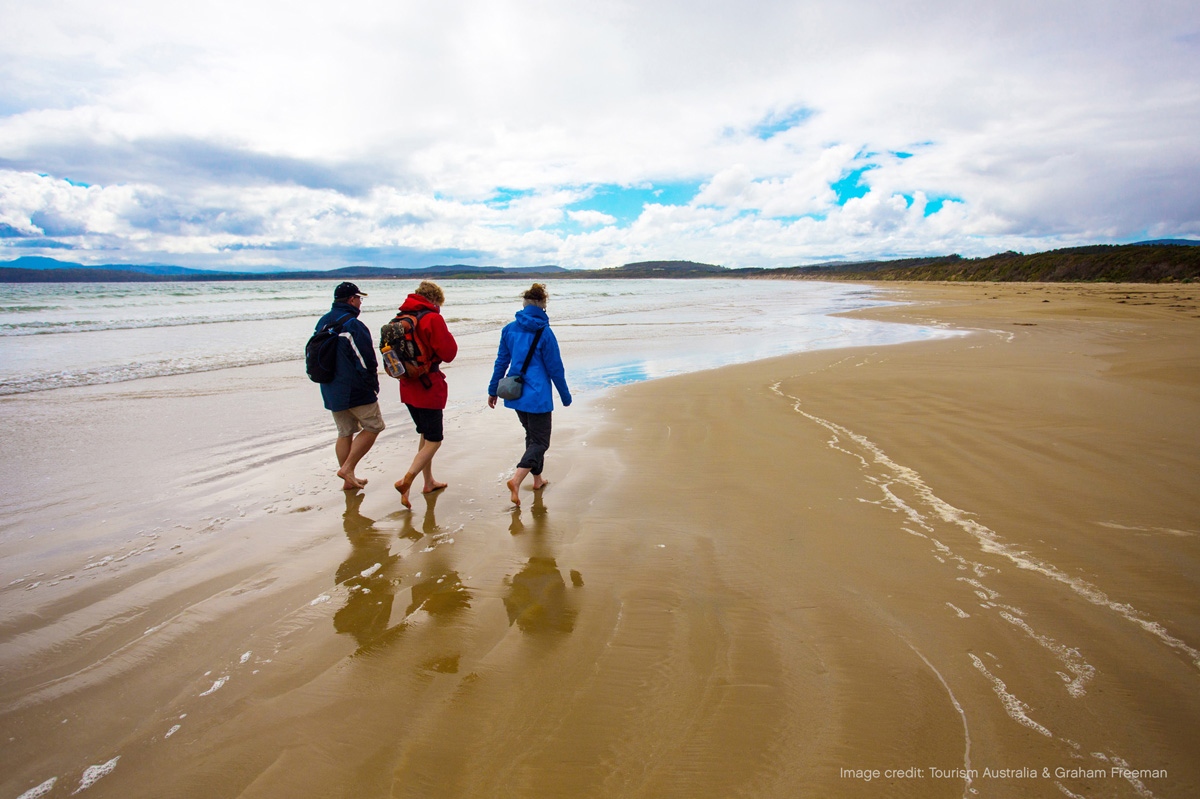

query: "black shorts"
(406, 405), (444, 442)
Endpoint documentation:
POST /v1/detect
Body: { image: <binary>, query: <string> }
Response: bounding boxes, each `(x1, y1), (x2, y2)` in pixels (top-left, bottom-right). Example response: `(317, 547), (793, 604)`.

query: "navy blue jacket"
(488, 305), (571, 414)
(316, 302), (379, 411)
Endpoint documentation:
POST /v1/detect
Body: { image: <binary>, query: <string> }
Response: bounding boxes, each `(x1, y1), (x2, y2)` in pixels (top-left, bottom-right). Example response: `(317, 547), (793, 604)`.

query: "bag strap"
(517, 327), (545, 376)
(391, 308), (432, 326)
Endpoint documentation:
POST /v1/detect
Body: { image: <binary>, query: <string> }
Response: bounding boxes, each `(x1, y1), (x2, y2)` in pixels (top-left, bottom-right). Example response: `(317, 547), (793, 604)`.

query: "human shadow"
(396, 491), (471, 622)
(333, 491), (401, 648)
(502, 493), (583, 636)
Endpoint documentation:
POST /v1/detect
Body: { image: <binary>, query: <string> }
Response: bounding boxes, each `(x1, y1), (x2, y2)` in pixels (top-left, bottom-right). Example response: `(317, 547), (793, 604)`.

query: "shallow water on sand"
(0, 278), (955, 395)
(0, 279), (968, 798)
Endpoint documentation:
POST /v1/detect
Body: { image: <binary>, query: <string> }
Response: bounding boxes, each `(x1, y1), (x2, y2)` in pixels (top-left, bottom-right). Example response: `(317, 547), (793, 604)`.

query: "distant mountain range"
(1, 241), (1198, 283)
(1136, 239), (1200, 247)
(766, 243), (1200, 283)
(0, 258), (567, 282)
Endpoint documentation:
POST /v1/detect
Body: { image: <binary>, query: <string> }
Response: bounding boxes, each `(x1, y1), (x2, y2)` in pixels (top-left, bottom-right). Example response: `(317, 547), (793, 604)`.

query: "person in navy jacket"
(488, 283), (572, 506)
(315, 282), (384, 491)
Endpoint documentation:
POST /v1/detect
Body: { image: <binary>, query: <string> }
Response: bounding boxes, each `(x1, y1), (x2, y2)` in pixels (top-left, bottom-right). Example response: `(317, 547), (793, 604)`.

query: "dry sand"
(1, 282), (1198, 799)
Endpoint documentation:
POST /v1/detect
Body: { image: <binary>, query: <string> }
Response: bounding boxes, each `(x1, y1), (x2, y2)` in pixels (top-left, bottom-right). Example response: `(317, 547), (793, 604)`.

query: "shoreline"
(2, 281), (1198, 798)
(579, 281), (1200, 796)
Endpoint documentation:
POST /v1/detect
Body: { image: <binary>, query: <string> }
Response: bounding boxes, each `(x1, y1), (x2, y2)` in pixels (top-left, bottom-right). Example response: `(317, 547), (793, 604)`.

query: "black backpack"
(305, 313), (353, 383)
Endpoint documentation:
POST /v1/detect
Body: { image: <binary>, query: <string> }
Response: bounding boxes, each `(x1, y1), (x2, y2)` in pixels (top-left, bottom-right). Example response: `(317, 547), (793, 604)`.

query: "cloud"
(567, 209), (617, 228)
(1, 0), (1199, 269)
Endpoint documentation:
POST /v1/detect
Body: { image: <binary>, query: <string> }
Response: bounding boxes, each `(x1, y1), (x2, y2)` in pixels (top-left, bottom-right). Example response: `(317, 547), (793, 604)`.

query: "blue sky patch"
(486, 187), (537, 208)
(37, 172), (92, 189)
(924, 195), (961, 216)
(831, 166), (877, 205)
(6, 238), (76, 250)
(566, 181), (703, 226)
(776, 213), (828, 224)
(752, 106), (817, 140)
(899, 193), (962, 215)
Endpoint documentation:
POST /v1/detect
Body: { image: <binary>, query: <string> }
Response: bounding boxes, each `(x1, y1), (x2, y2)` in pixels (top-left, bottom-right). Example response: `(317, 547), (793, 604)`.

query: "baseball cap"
(334, 281), (367, 300)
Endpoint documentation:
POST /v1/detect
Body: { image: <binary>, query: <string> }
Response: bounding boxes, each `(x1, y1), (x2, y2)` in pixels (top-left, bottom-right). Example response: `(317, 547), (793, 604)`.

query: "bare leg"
(420, 438), (447, 494)
(394, 437), (442, 508)
(336, 430), (378, 490)
(532, 474), (549, 490)
(506, 466), (530, 506)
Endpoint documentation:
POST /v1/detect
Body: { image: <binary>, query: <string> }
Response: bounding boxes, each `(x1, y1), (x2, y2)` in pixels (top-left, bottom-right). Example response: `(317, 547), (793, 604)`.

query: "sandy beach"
(2, 281), (1198, 799)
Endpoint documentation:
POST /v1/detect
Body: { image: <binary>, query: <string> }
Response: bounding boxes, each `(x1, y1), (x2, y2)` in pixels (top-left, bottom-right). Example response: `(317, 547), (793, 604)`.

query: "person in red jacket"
(392, 281), (458, 508)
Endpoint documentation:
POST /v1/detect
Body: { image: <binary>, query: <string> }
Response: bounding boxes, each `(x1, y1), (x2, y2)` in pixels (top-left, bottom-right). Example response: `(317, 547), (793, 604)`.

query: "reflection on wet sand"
(402, 493), (471, 623)
(333, 492), (401, 647)
(503, 493), (583, 635)
(333, 491), (471, 654)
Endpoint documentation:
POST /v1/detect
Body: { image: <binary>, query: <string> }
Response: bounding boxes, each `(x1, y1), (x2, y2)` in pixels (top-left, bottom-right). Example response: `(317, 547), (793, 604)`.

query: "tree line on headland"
(1, 242), (1197, 283)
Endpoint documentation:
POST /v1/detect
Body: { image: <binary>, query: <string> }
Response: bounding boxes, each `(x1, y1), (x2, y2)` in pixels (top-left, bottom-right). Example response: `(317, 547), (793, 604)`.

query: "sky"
(1, 0), (1198, 271)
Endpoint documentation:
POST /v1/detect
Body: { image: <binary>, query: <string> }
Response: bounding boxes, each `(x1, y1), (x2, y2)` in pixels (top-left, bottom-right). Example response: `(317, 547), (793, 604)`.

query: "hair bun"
(523, 283), (548, 302)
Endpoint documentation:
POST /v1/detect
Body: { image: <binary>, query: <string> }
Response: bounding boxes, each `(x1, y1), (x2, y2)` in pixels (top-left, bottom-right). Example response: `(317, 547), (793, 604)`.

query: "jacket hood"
(514, 305), (549, 331)
(399, 293), (441, 314)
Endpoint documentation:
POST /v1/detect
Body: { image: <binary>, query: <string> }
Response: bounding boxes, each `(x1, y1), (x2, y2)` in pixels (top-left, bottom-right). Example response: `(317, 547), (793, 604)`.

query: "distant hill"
(0, 256), (222, 276)
(601, 260), (734, 277)
(3, 244), (1198, 283)
(0, 257), (567, 283)
(771, 245), (1200, 283)
(1134, 239), (1200, 247)
(773, 255), (966, 277)
(0, 267), (188, 283)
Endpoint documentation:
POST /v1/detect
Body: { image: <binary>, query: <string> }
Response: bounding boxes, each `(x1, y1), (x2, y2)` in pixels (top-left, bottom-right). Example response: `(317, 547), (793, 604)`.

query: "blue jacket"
(316, 302), (379, 411)
(488, 306), (571, 414)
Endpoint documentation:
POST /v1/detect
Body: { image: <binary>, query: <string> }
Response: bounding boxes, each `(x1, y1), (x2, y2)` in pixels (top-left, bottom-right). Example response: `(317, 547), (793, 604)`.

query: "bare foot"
(532, 477), (549, 490)
(506, 477), (521, 506)
(394, 472), (415, 508)
(338, 468), (367, 491)
(423, 480), (447, 495)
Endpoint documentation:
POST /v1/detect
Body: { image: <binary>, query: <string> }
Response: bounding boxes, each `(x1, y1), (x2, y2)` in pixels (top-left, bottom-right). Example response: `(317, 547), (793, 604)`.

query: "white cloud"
(1, 0), (1199, 269)
(567, 209), (617, 227)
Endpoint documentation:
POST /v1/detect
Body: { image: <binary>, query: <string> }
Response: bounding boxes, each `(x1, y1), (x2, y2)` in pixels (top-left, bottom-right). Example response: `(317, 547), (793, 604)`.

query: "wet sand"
(2, 282), (1199, 798)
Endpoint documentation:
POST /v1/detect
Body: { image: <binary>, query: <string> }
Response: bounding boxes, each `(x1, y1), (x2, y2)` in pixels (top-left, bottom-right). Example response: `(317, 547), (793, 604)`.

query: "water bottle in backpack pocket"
(380, 344), (404, 379)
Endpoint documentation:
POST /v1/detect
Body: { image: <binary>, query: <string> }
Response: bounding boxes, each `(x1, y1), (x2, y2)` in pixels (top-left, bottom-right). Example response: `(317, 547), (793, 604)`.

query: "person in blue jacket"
(488, 283), (572, 506)
(316, 281), (384, 491)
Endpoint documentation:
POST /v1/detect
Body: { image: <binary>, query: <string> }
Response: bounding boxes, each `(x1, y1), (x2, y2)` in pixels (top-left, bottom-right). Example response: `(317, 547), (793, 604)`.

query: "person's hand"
(562, 395), (572, 407)
(488, 395), (498, 409)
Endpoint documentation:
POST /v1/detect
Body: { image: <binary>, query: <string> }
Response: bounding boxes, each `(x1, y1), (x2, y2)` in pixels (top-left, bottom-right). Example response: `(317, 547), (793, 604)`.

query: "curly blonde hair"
(415, 280), (445, 305)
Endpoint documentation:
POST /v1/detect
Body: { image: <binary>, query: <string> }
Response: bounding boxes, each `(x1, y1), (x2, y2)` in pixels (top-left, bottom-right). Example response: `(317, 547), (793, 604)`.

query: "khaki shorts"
(333, 402), (386, 438)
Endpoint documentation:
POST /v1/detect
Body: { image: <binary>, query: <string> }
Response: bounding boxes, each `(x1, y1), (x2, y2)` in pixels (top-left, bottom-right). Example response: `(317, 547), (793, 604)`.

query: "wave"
(0, 350), (301, 395)
(0, 310), (321, 337)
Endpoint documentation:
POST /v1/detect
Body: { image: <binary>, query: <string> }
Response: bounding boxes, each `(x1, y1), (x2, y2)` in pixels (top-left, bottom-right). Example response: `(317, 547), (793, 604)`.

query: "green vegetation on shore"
(767, 244), (1200, 283)
(2, 243), (1198, 283)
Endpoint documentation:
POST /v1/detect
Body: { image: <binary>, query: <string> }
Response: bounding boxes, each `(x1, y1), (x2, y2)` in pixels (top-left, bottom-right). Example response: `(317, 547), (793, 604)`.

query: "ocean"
(0, 278), (957, 396)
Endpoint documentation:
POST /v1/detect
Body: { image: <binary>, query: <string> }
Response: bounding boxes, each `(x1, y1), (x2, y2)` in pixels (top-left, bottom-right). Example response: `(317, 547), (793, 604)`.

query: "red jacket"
(396, 293), (457, 409)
